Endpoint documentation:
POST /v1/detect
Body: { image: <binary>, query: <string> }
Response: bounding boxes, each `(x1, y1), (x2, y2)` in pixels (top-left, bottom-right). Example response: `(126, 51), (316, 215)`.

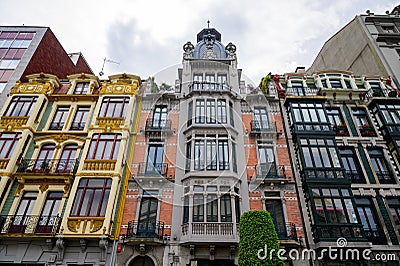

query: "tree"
(239, 210), (284, 266)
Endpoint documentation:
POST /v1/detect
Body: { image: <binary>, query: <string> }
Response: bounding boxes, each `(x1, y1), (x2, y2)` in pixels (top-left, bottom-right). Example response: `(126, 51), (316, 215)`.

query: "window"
(378, 104), (400, 124)
(193, 192), (204, 222)
(49, 106), (70, 130)
(217, 99), (227, 123)
(183, 196), (189, 223)
(368, 149), (394, 184)
(339, 148), (365, 183)
(253, 107), (269, 130)
(185, 137), (191, 173)
(369, 82), (383, 96)
(352, 109), (375, 137)
(146, 144), (164, 174)
(138, 195), (158, 237)
(291, 80), (304, 96)
(229, 102), (234, 126)
(205, 74), (215, 90)
(257, 144), (275, 176)
(37, 192), (63, 233)
(0, 132), (20, 158)
(191, 134), (231, 171)
(290, 103), (329, 131)
(71, 178), (112, 217)
(382, 25), (396, 33)
(193, 74), (203, 90)
(71, 106), (90, 130)
(266, 199), (286, 238)
(309, 187), (361, 240)
(57, 144), (78, 173)
(4, 96), (37, 116)
(299, 138), (342, 179)
(221, 194), (232, 222)
(87, 134), (121, 160)
(387, 198), (400, 234)
(326, 108), (347, 135)
(355, 198), (385, 244)
(151, 106), (168, 129)
(99, 97), (129, 118)
(10, 192), (37, 233)
(329, 79), (342, 88)
(206, 100), (216, 124)
(34, 144), (55, 171)
(74, 82), (89, 94)
(187, 101), (193, 127)
(195, 99), (205, 124)
(206, 192), (218, 222)
(217, 74), (227, 90)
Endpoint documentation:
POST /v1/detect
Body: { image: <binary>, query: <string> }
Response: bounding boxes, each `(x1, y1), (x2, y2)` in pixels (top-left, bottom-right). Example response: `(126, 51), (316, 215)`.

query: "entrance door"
(129, 256), (155, 266)
(265, 199), (285, 238)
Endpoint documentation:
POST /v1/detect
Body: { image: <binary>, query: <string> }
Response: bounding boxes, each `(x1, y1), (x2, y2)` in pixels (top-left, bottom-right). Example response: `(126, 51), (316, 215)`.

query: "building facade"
(0, 26), (93, 107)
(0, 72), (141, 265)
(308, 6), (400, 89)
(117, 27), (304, 266)
(277, 69), (400, 265)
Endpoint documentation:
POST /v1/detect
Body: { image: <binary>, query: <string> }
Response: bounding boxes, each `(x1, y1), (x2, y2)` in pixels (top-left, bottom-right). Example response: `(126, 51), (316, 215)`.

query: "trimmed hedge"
(238, 210), (284, 266)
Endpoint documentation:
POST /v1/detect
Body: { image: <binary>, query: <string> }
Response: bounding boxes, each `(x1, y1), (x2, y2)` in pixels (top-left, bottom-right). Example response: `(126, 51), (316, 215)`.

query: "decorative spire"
(207, 20), (210, 29)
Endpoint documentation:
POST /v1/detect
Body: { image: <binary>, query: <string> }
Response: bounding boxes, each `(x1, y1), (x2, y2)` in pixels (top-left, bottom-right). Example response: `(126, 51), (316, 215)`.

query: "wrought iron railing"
(275, 223), (298, 240)
(49, 122), (65, 130)
(363, 228), (387, 245)
(17, 159), (79, 175)
(359, 125), (376, 137)
(332, 124), (349, 136)
(123, 220), (164, 239)
(137, 162), (168, 177)
(0, 215), (60, 235)
(250, 120), (276, 132)
(189, 81), (231, 92)
(255, 162), (286, 179)
(376, 171), (395, 184)
(145, 118), (171, 131)
(70, 122), (86, 130)
(344, 170), (366, 183)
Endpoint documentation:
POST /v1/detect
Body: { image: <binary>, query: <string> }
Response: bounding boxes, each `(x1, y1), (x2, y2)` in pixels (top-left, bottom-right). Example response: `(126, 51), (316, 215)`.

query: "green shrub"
(239, 210), (284, 266)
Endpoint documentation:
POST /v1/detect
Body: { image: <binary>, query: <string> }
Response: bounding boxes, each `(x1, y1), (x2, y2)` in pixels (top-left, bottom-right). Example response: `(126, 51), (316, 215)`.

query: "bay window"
(87, 134), (121, 160)
(4, 96), (37, 116)
(0, 132), (20, 158)
(99, 97), (129, 118)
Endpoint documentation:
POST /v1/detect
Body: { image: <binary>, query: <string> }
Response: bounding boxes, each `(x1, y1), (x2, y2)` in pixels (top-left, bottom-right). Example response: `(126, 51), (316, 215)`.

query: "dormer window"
(74, 82), (89, 94)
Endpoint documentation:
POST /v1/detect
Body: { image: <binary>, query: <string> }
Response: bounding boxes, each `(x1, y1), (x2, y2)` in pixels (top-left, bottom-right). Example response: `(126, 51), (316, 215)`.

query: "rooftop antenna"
(99, 57), (120, 76)
(207, 20), (210, 29)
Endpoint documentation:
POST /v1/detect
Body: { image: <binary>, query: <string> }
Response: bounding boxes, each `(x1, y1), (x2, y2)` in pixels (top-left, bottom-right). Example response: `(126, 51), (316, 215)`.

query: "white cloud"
(0, 0), (397, 83)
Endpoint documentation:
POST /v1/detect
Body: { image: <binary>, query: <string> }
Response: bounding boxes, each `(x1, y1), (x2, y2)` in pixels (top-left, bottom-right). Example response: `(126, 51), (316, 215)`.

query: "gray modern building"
(308, 5), (400, 88)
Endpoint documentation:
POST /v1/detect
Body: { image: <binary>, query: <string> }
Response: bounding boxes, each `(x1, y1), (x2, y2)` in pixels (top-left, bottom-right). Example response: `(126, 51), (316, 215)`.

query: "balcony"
(144, 118), (172, 135)
(122, 220), (164, 240)
(0, 215), (60, 235)
(83, 159), (116, 171)
(376, 171), (395, 184)
(344, 170), (366, 183)
(137, 162), (168, 177)
(276, 223), (298, 241)
(291, 122), (331, 135)
(70, 122), (86, 131)
(17, 159), (79, 175)
(96, 117), (125, 127)
(255, 162), (286, 179)
(49, 122), (65, 130)
(364, 229), (387, 245)
(182, 222), (237, 240)
(249, 120), (277, 137)
(189, 81), (231, 93)
(359, 125), (376, 137)
(332, 124), (349, 136)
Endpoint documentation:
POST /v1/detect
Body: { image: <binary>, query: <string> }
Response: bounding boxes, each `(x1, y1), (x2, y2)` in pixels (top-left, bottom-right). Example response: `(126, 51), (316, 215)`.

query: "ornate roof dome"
(193, 28), (227, 60)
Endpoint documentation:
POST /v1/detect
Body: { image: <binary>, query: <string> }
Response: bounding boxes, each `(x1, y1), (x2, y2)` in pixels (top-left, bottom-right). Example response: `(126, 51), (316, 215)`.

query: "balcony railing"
(137, 163), (168, 177)
(0, 215), (60, 235)
(332, 124), (349, 136)
(145, 118), (172, 132)
(376, 171), (395, 184)
(183, 222), (234, 236)
(344, 170), (366, 183)
(255, 162), (286, 179)
(250, 120), (276, 133)
(276, 223), (298, 240)
(17, 159), (79, 175)
(123, 220), (164, 240)
(70, 122), (85, 130)
(364, 228), (387, 245)
(189, 81), (231, 92)
(359, 125), (376, 137)
(292, 122), (331, 133)
(49, 122), (65, 130)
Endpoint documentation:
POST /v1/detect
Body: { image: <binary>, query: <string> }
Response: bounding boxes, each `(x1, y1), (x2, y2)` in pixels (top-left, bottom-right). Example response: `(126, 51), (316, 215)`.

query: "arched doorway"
(129, 255), (155, 266)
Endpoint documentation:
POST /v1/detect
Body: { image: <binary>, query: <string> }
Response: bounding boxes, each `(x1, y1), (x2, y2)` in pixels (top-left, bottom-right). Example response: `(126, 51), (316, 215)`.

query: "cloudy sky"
(1, 0), (398, 85)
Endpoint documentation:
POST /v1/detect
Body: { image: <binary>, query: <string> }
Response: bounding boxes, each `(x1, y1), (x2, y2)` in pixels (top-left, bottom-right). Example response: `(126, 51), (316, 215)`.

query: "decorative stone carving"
(39, 183), (49, 193)
(56, 235), (65, 261)
(90, 219), (104, 233)
(99, 235), (109, 262)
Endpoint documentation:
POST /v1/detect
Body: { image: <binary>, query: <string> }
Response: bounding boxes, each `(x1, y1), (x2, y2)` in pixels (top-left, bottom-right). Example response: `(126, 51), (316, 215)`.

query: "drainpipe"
(109, 239), (118, 266)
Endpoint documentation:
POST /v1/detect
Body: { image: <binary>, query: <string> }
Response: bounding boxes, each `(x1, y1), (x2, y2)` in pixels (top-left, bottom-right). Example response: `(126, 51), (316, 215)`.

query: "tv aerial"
(99, 57), (120, 76)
